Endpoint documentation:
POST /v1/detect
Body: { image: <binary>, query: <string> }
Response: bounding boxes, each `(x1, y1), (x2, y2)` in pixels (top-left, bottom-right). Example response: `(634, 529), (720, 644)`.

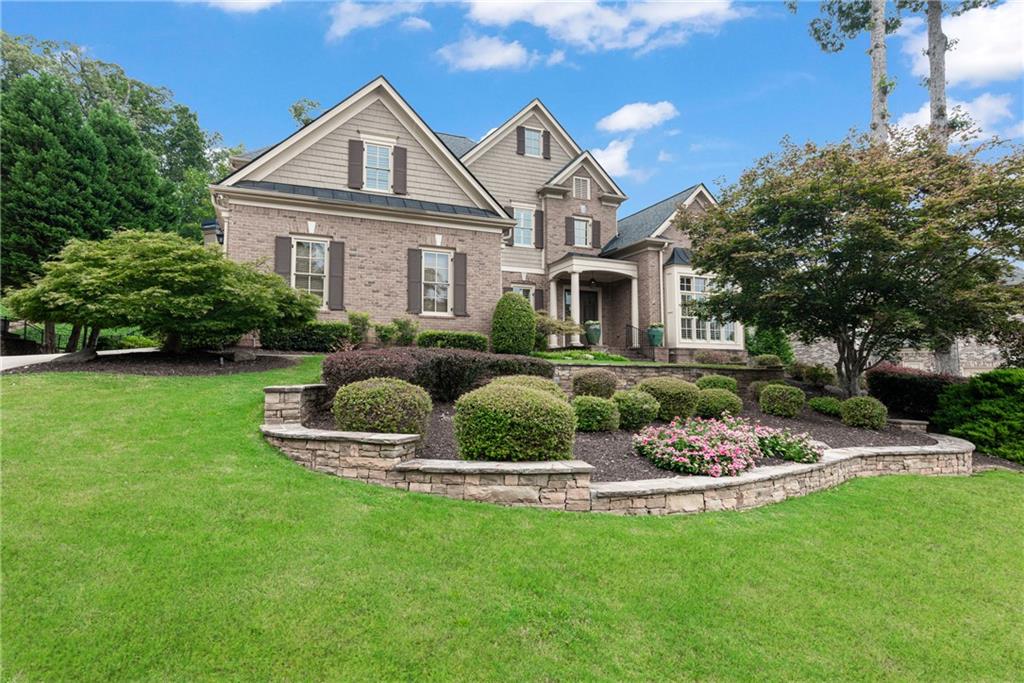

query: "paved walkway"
(0, 348), (158, 372)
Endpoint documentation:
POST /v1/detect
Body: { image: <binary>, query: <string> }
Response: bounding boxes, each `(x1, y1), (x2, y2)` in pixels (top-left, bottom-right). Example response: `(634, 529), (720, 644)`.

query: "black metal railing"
(625, 324), (657, 361)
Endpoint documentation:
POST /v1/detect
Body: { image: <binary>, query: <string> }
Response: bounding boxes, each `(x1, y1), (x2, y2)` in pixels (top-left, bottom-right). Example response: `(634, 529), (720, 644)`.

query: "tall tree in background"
(289, 97), (322, 127)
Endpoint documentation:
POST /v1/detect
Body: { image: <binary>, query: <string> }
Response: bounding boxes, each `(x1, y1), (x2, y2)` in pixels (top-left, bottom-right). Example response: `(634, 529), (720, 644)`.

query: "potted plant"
(647, 323), (664, 347)
(584, 320), (601, 345)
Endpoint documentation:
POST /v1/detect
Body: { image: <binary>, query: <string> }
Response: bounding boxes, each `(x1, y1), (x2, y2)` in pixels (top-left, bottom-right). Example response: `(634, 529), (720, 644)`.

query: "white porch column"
(548, 278), (558, 348)
(630, 276), (640, 344)
(569, 271), (582, 346)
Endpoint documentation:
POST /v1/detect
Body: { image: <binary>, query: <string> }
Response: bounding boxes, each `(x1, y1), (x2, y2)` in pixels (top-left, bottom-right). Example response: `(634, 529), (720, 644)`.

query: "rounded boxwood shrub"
(491, 292), (536, 355)
(636, 376), (700, 421)
(454, 384), (575, 461)
(752, 354), (784, 367)
(808, 396), (843, 417)
(748, 379), (788, 401)
(760, 384), (806, 417)
(804, 363), (836, 388)
(612, 390), (660, 430)
(572, 395), (620, 432)
(932, 368), (1023, 462)
(488, 374), (567, 401)
(415, 330), (488, 352)
(332, 378), (432, 435)
(841, 396), (888, 430)
(694, 388), (743, 418)
(572, 368), (617, 398)
(695, 373), (739, 394)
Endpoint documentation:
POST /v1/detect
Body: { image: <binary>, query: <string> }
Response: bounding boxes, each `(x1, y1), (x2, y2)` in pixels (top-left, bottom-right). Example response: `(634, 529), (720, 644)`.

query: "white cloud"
(657, 150), (674, 163)
(593, 137), (651, 180)
(898, 2), (1024, 87)
(464, 0), (742, 53)
(205, 0), (281, 13)
(327, 1), (422, 42)
(597, 101), (679, 133)
(437, 35), (539, 72)
(1006, 120), (1024, 139)
(896, 92), (1017, 138)
(546, 49), (566, 66)
(400, 16), (431, 31)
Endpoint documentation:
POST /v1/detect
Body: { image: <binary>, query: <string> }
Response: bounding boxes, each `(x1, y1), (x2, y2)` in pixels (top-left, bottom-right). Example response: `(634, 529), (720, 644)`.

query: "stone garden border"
(262, 384), (973, 515)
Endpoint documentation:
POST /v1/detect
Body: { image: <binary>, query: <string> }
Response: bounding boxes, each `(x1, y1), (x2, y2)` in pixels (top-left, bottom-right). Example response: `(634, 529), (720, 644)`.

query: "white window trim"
(291, 236), (330, 309)
(572, 216), (591, 248)
(572, 176), (591, 200)
(511, 204), (536, 248)
(668, 268), (743, 348)
(362, 140), (393, 195)
(421, 248), (454, 317)
(511, 284), (535, 306)
(523, 126), (544, 158)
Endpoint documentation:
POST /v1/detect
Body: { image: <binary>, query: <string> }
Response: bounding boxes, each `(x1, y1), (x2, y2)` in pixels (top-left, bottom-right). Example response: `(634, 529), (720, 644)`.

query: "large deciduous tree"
(675, 131), (1024, 396)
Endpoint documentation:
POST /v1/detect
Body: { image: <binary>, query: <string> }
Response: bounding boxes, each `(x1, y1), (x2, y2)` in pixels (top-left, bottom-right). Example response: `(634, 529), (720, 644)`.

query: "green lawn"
(2, 358), (1022, 681)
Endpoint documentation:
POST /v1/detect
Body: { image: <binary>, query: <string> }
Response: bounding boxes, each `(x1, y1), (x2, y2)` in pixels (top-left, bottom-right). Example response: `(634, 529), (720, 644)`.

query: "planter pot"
(585, 324), (602, 345)
(647, 327), (664, 347)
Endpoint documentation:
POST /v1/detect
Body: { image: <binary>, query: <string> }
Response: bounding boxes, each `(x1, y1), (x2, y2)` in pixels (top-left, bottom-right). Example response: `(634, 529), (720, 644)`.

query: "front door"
(581, 290), (600, 343)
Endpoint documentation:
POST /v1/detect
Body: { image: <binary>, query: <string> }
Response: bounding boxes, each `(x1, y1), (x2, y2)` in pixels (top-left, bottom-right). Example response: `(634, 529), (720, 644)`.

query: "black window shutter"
(502, 287), (513, 294)
(565, 216), (574, 246)
(542, 131), (551, 159)
(407, 248), (422, 314)
(347, 140), (363, 189)
(592, 220), (602, 249)
(534, 209), (544, 249)
(327, 241), (345, 310)
(392, 146), (407, 194)
(453, 253), (468, 316)
(534, 288), (545, 311)
(515, 126), (525, 155)
(274, 236), (291, 281)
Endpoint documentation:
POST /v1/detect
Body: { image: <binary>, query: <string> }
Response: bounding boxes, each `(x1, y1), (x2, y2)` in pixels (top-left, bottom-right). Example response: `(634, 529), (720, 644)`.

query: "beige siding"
(264, 100), (473, 206)
(467, 113), (574, 206)
(500, 245), (544, 272)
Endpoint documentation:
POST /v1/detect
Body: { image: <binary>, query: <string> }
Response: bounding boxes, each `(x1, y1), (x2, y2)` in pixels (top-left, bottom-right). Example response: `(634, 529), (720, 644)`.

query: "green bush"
(932, 369), (1024, 462)
(392, 317), (418, 346)
(454, 384), (575, 461)
(694, 350), (741, 365)
(745, 326), (794, 364)
(758, 431), (822, 463)
(573, 395), (620, 431)
(637, 377), (700, 421)
(760, 384), (806, 418)
(260, 321), (353, 352)
(695, 374), (739, 394)
(572, 368), (617, 398)
(415, 330), (489, 352)
(488, 375), (567, 401)
(332, 378), (432, 436)
(808, 396), (843, 417)
(612, 390), (661, 430)
(841, 396), (888, 430)
(752, 354), (784, 367)
(694, 388), (743, 418)
(348, 312), (371, 346)
(491, 292), (536, 355)
(866, 363), (962, 420)
(748, 379), (788, 401)
(95, 333), (160, 350)
(177, 330), (241, 352)
(804, 363), (836, 388)
(534, 350), (628, 362)
(373, 322), (397, 345)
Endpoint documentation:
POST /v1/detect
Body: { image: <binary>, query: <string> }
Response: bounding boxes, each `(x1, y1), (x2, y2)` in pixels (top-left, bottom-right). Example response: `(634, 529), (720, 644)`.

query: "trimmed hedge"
(415, 330), (489, 352)
(491, 292), (536, 355)
(694, 388), (743, 418)
(373, 323), (397, 345)
(348, 312), (371, 345)
(332, 378), (432, 435)
(573, 395), (620, 431)
(612, 390), (660, 431)
(695, 374), (739, 394)
(748, 379), (788, 401)
(636, 376), (701, 421)
(932, 368), (1024, 462)
(322, 347), (553, 403)
(808, 396), (843, 417)
(866, 363), (963, 420)
(760, 384), (806, 418)
(488, 375), (567, 401)
(694, 350), (740, 365)
(752, 354), (784, 367)
(841, 396), (888, 430)
(454, 384), (575, 461)
(260, 322), (354, 352)
(572, 368), (618, 398)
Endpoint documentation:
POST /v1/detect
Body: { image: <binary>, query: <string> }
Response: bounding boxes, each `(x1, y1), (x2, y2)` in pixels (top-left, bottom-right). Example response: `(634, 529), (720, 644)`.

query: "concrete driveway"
(0, 348), (159, 372)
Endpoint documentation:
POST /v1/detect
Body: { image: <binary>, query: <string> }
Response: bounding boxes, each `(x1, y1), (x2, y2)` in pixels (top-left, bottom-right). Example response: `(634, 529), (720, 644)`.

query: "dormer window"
(524, 128), (543, 157)
(573, 176), (591, 200)
(364, 143), (392, 192)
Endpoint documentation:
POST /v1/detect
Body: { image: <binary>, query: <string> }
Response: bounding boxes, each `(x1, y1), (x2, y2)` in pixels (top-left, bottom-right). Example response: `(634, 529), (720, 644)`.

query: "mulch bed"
(973, 453), (1024, 473)
(3, 351), (297, 376)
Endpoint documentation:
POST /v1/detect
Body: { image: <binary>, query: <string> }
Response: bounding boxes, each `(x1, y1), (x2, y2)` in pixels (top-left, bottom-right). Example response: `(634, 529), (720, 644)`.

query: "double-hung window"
(364, 143), (391, 192)
(293, 238), (328, 305)
(422, 250), (451, 314)
(513, 208), (534, 247)
(573, 176), (591, 200)
(524, 128), (543, 157)
(573, 218), (590, 247)
(679, 275), (735, 342)
(511, 285), (534, 305)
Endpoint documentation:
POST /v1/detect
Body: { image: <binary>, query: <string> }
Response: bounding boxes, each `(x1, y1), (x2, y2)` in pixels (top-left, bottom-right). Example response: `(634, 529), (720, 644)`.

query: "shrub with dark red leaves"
(866, 363), (963, 420)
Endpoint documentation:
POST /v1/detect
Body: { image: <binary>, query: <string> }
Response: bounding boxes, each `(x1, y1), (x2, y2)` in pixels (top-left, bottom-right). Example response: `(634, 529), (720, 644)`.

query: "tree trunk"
(64, 324), (83, 352)
(835, 335), (867, 397)
(933, 339), (960, 376)
(86, 326), (102, 350)
(163, 331), (182, 354)
(926, 0), (949, 146)
(42, 321), (57, 353)
(868, 0), (890, 145)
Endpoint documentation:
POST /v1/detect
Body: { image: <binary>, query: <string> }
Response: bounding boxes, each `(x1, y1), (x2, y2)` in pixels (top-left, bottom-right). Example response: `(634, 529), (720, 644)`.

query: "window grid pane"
(524, 129), (542, 156)
(574, 219), (588, 246)
(365, 143), (391, 191)
(422, 251), (451, 313)
(293, 240), (328, 303)
(513, 209), (534, 246)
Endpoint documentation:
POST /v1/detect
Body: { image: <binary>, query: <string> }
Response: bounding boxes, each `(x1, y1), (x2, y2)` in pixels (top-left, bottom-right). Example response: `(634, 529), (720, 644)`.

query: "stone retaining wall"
(551, 363), (784, 394)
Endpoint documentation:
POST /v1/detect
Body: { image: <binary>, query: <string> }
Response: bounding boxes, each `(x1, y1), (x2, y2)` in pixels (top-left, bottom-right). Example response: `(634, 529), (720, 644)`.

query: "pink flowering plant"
(632, 414), (822, 477)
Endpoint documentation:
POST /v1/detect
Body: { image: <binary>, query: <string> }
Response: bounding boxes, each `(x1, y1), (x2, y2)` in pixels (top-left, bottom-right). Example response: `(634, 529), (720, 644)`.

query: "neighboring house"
(208, 76), (744, 360)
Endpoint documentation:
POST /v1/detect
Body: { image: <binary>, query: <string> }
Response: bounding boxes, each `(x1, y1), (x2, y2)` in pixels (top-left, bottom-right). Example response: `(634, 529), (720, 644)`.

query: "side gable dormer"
(540, 151), (628, 206)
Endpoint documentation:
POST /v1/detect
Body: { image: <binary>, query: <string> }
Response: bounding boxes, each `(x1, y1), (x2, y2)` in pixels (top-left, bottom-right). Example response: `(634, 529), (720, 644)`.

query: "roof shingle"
(602, 184), (702, 254)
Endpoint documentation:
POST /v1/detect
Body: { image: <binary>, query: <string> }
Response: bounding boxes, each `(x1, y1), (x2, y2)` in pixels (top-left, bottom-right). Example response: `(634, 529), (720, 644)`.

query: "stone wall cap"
(264, 383), (328, 393)
(396, 458), (595, 474)
(888, 418), (929, 426)
(260, 423), (419, 444)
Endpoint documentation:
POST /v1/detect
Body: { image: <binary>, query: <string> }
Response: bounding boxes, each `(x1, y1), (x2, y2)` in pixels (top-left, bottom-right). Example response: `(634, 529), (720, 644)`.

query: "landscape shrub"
(454, 384), (575, 461)
(612, 390), (660, 430)
(373, 322), (398, 346)
(491, 292), (536, 355)
(808, 396), (843, 417)
(572, 368), (618, 398)
(758, 429), (822, 463)
(636, 377), (700, 421)
(787, 362), (810, 382)
(392, 317), (418, 346)
(748, 379), (788, 401)
(840, 396), (888, 430)
(95, 333), (160, 350)
(533, 349), (628, 362)
(865, 363), (962, 420)
(752, 354), (784, 367)
(932, 368), (1024, 462)
(488, 374), (567, 401)
(804, 363), (836, 388)
(332, 378), (432, 436)
(695, 374), (739, 394)
(693, 350), (740, 365)
(534, 312), (580, 351)
(760, 384), (806, 417)
(260, 321), (353, 352)
(744, 326), (795, 364)
(415, 330), (489, 352)
(347, 312), (371, 346)
(177, 330), (241, 352)
(694, 388), (743, 418)
(572, 396), (620, 431)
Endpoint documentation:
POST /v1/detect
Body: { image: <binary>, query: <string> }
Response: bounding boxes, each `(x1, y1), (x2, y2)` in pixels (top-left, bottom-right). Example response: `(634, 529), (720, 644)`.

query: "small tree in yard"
(6, 231), (319, 354)
(491, 292), (536, 355)
(676, 131), (1023, 396)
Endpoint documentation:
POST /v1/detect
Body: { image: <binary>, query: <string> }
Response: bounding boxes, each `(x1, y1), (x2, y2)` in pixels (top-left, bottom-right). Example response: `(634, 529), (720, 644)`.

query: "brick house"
(208, 76), (744, 360)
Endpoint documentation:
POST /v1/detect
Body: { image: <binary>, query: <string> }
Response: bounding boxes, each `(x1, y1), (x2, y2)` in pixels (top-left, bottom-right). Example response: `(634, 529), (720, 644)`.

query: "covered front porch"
(546, 253), (639, 349)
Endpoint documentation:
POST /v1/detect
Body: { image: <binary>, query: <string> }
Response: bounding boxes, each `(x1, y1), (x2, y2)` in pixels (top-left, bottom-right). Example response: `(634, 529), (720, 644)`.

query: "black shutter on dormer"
(347, 140), (363, 189)
(542, 131), (551, 159)
(516, 126), (525, 155)
(392, 146), (407, 194)
(534, 209), (544, 249)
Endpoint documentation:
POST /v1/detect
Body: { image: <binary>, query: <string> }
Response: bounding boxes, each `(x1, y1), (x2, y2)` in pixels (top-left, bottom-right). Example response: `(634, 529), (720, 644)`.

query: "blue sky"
(5, 1), (1022, 214)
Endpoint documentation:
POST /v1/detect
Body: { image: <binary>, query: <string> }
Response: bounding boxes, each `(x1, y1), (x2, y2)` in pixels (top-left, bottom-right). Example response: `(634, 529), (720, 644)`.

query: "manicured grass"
(2, 359), (1022, 680)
